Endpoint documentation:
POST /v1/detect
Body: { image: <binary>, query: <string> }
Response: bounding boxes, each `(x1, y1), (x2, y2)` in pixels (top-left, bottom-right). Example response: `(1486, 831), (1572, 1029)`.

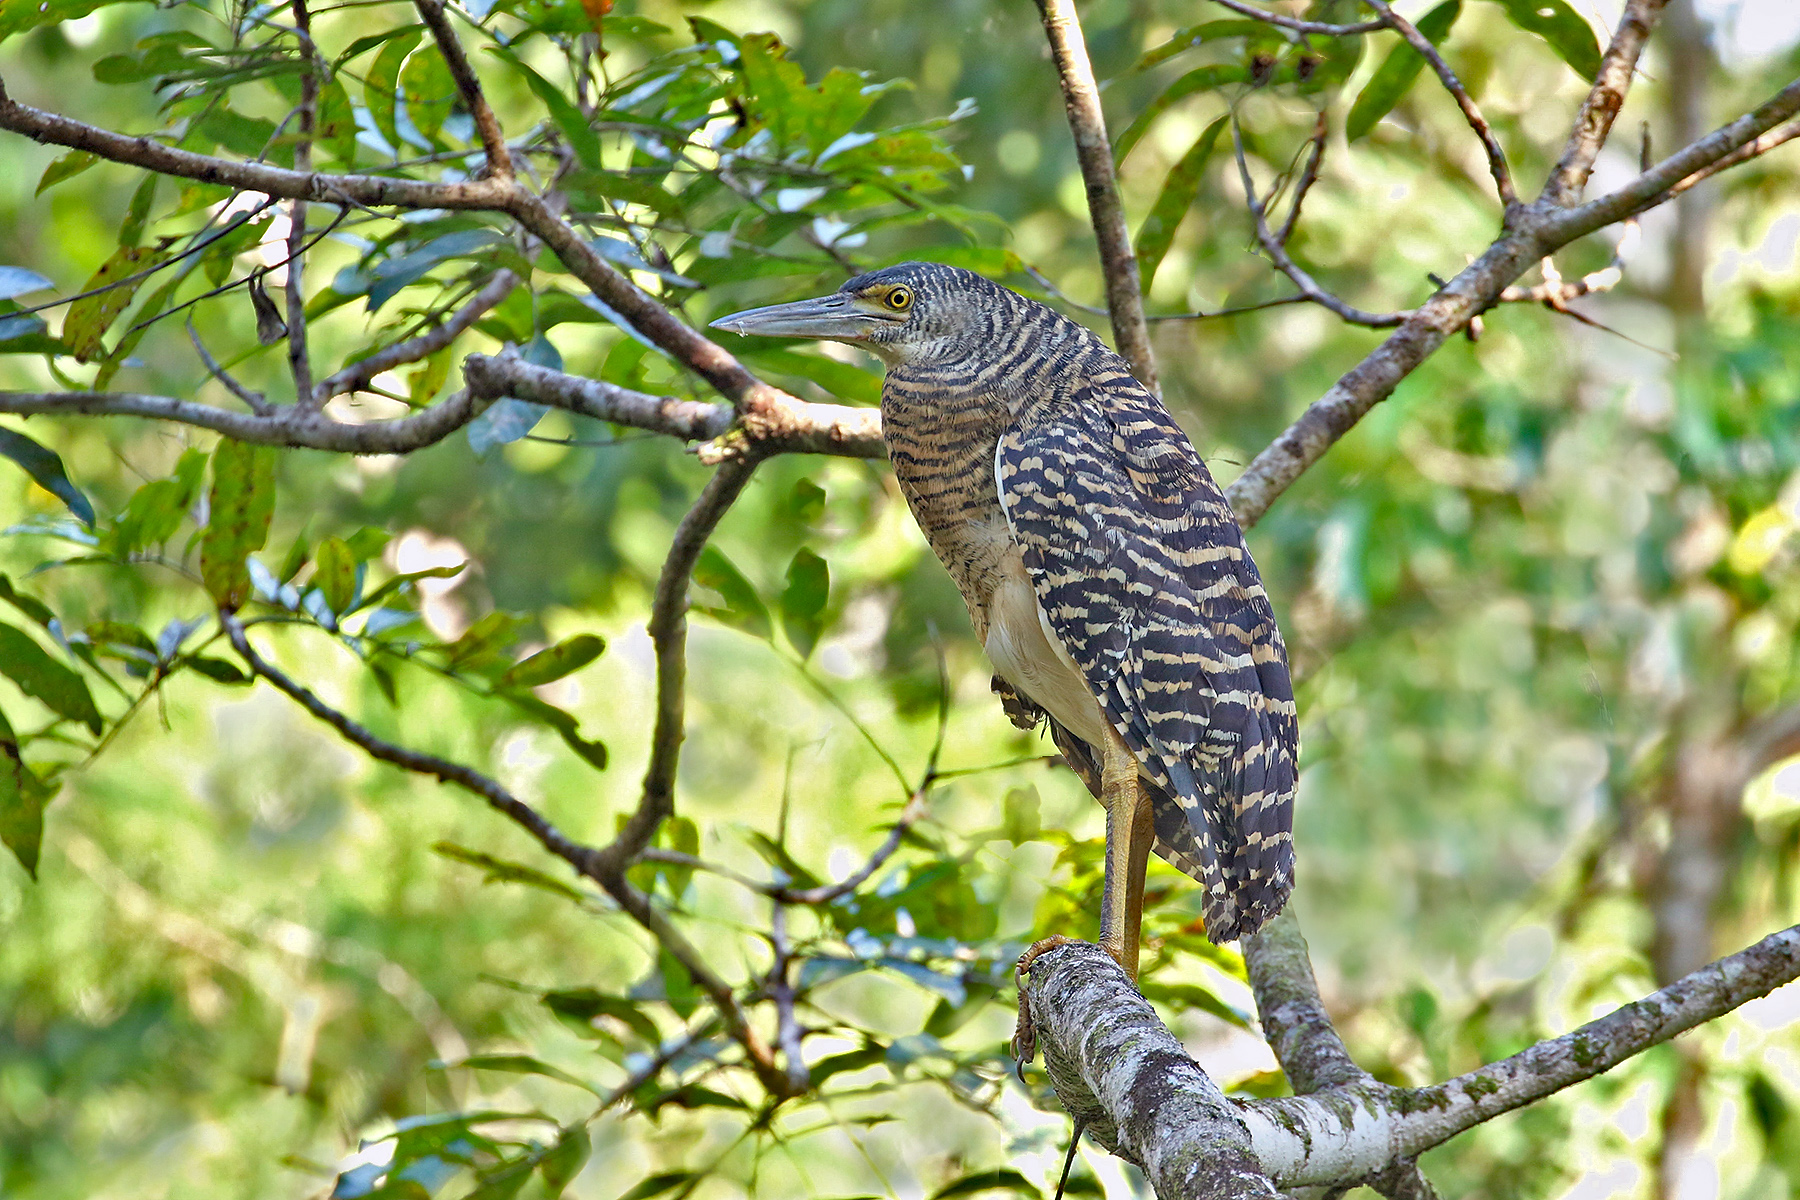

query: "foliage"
(0, 0), (1797, 1198)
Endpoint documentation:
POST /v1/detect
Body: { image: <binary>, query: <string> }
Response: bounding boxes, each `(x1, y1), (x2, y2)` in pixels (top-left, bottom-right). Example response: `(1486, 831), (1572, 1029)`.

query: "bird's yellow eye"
(884, 286), (913, 311)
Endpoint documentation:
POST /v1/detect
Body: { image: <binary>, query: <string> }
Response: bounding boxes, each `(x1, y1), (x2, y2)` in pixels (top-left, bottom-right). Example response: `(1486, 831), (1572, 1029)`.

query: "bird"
(712, 262), (1298, 980)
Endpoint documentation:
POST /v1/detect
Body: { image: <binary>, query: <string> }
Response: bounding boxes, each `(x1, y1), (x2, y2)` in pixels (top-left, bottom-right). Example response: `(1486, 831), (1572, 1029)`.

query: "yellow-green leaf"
(313, 536), (357, 613)
(500, 634), (606, 688)
(63, 244), (168, 362)
(0, 624), (102, 733)
(199, 440), (277, 611)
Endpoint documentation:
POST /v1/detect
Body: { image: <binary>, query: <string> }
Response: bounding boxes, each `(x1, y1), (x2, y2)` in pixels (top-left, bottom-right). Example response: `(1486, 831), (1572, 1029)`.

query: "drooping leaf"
(199, 440), (277, 611)
(779, 548), (829, 658)
(499, 635), (606, 688)
(454, 1055), (598, 1093)
(1114, 64), (1248, 162)
(1346, 0), (1462, 141)
(1489, 0), (1600, 79)
(62, 244), (169, 362)
(931, 1169), (1040, 1199)
(537, 1126), (590, 1198)
(0, 712), (42, 879)
(487, 47), (603, 169)
(1134, 114), (1227, 294)
(364, 30), (425, 154)
(432, 841), (588, 904)
(313, 536), (358, 614)
(0, 427), (94, 525)
(0, 624), (102, 733)
(34, 151), (96, 197)
(692, 546), (770, 638)
(540, 987), (661, 1045)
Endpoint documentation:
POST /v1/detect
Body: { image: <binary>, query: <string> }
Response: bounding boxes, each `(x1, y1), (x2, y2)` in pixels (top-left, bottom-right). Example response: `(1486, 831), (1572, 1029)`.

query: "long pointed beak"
(709, 292), (884, 341)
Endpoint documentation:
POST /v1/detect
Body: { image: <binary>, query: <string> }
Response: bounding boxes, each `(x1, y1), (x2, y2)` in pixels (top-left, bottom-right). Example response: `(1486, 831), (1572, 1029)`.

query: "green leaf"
(455, 1054), (598, 1094)
(35, 150), (96, 196)
(399, 46), (457, 144)
(538, 1126), (590, 1197)
(616, 1173), (694, 1200)
(1489, 0), (1599, 78)
(1138, 979), (1255, 1030)
(181, 655), (251, 685)
(0, 0), (151, 41)
(931, 1169), (1040, 1199)
(62, 244), (168, 362)
(1346, 0), (1462, 141)
(0, 427), (94, 525)
(365, 30), (424, 154)
(313, 535), (357, 614)
(540, 988), (661, 1045)
(111, 447), (205, 552)
(779, 548), (829, 658)
(432, 841), (588, 904)
(692, 546), (770, 639)
(0, 624), (102, 733)
(1114, 64), (1248, 162)
(199, 440), (277, 612)
(118, 173), (157, 248)
(499, 634), (606, 688)
(0, 712), (42, 879)
(1129, 19), (1267, 72)
(446, 611), (523, 669)
(0, 576), (55, 628)
(1134, 114), (1227, 294)
(487, 48), (602, 169)
(316, 77), (359, 166)
(465, 1159), (533, 1200)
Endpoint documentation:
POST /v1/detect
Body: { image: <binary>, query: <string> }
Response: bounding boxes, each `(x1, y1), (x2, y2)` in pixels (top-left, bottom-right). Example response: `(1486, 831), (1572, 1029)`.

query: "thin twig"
(1033, 0), (1160, 394)
(313, 269), (519, 404)
(1207, 0), (1385, 35)
(1666, 118), (1800, 199)
(285, 0), (318, 407)
(595, 455), (763, 876)
(1276, 110), (1328, 247)
(1365, 0), (1517, 210)
(187, 316), (271, 414)
(1231, 116), (1409, 328)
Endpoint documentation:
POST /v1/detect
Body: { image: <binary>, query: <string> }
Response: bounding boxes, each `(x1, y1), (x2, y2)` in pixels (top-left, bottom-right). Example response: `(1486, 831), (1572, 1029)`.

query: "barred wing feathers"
(995, 386), (1299, 942)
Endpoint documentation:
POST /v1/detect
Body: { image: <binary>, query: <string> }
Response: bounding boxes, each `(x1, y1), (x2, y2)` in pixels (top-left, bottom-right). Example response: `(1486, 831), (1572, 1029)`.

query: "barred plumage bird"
(714, 263), (1298, 974)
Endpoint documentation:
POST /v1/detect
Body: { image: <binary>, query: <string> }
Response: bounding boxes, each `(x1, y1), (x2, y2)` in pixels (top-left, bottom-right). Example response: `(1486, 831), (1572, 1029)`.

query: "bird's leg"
(1095, 725), (1153, 982)
(1013, 728), (1151, 1070)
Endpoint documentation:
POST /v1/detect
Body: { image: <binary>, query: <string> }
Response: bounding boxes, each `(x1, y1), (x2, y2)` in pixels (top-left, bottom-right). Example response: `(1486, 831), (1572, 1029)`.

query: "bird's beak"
(709, 292), (884, 342)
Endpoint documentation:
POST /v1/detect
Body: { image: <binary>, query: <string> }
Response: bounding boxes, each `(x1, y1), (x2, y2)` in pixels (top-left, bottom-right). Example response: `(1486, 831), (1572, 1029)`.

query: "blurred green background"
(2, 0), (1800, 1196)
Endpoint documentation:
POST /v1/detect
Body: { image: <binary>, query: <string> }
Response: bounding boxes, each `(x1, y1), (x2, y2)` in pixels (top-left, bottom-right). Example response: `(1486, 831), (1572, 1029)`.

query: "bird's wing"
(995, 386), (1298, 941)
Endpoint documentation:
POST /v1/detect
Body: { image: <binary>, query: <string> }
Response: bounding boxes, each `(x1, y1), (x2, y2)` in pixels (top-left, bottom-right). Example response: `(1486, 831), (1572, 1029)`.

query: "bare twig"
(415, 0), (512, 179)
(1275, 111), (1328, 247)
(1206, 0), (1385, 36)
(1665, 117), (1800, 199)
(1498, 221), (1640, 306)
(768, 904), (810, 1094)
(775, 786), (929, 905)
(1541, 0), (1670, 205)
(1365, 0), (1517, 210)
(1231, 117), (1409, 329)
(285, 0), (318, 407)
(594, 456), (762, 875)
(187, 317), (272, 414)
(315, 270), (520, 404)
(1033, 0), (1160, 394)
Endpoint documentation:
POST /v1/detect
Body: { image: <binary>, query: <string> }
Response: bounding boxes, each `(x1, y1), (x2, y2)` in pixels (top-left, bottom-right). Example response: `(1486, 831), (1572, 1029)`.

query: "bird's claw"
(1011, 934), (1076, 1075)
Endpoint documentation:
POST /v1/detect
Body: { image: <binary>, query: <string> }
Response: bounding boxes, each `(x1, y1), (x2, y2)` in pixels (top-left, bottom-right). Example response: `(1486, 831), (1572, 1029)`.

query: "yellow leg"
(1095, 725), (1153, 982)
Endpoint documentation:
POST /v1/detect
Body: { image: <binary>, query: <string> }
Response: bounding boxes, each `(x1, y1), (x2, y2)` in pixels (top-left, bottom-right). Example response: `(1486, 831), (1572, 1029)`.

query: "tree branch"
(593, 456), (761, 876)
(1231, 117), (1409, 330)
(285, 0), (318, 407)
(415, 0), (512, 180)
(1241, 913), (1364, 1092)
(1034, 0), (1160, 394)
(315, 271), (520, 405)
(1364, 0), (1517, 210)
(1206, 0), (1385, 36)
(1541, 0), (1669, 205)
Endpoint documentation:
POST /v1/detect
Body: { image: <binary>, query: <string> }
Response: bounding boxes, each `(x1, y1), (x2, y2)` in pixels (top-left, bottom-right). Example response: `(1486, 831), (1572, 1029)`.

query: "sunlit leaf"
(313, 536), (358, 613)
(1115, 64), (1248, 162)
(692, 546), (770, 638)
(931, 1168), (1039, 1198)
(1134, 114), (1227, 294)
(499, 634), (606, 688)
(454, 1054), (598, 1093)
(62, 244), (168, 362)
(199, 440), (277, 612)
(365, 30), (425, 154)
(538, 1126), (590, 1197)
(0, 624), (102, 733)
(0, 427), (94, 525)
(1346, 0), (1462, 141)
(1489, 0), (1599, 79)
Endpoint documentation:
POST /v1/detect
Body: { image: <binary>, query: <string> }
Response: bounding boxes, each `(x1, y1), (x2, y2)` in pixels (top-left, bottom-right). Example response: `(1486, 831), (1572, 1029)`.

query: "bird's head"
(709, 262), (1003, 366)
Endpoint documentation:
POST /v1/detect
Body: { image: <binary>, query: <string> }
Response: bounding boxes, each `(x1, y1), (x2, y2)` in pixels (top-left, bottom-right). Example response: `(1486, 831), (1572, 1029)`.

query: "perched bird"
(713, 263), (1298, 977)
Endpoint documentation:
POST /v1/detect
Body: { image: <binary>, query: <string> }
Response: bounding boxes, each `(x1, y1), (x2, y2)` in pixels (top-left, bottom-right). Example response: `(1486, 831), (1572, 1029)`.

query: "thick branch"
(1023, 942), (1278, 1198)
(1034, 0), (1160, 394)
(1241, 912), (1365, 1091)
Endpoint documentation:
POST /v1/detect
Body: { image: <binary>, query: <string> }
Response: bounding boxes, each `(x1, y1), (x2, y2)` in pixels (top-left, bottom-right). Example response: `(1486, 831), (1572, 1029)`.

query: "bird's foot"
(1011, 935), (1076, 1074)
